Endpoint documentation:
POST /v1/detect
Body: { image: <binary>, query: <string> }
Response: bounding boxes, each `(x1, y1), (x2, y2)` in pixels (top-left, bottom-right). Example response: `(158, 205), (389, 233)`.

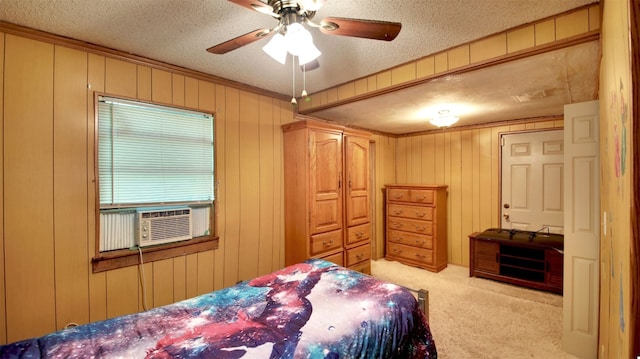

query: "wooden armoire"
(282, 118), (371, 274)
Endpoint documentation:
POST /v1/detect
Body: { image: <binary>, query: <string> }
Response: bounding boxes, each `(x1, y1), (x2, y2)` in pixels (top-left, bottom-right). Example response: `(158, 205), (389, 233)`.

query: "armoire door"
(344, 135), (370, 227)
(309, 129), (343, 234)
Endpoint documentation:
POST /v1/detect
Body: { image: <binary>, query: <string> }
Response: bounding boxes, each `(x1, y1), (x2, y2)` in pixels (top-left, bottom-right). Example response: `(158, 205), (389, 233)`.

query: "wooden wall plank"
(421, 135), (435, 183)
(448, 45), (470, 70)
(105, 266), (138, 319)
(87, 53), (107, 324)
(391, 63), (416, 85)
(507, 26), (535, 53)
(460, 130), (474, 265)
(153, 259), (174, 307)
(213, 84), (227, 291)
(337, 82), (355, 100)
(53, 45), (90, 330)
(223, 88), (241, 287)
(395, 137), (408, 183)
(376, 71), (392, 90)
(470, 34), (506, 63)
(258, 96), (275, 276)
(409, 136), (422, 183)
(172, 74), (185, 106)
(185, 253), (198, 298)
(173, 255), (187, 301)
(478, 128), (493, 230)
(137, 65), (151, 101)
(105, 58), (136, 97)
(197, 250), (215, 295)
(449, 132), (462, 264)
(184, 77), (199, 109)
(152, 68), (172, 104)
(198, 80), (215, 113)
(238, 91), (261, 281)
(0, 31), (6, 344)
(4, 34), (56, 342)
(556, 8), (589, 40)
(535, 19), (556, 46)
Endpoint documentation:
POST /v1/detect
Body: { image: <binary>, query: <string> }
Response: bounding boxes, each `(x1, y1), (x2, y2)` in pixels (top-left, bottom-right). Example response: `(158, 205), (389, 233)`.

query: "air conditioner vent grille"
(136, 207), (192, 247)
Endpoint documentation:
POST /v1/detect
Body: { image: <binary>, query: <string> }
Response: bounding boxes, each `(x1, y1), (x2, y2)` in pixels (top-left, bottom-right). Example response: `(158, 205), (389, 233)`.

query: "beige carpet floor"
(371, 259), (579, 359)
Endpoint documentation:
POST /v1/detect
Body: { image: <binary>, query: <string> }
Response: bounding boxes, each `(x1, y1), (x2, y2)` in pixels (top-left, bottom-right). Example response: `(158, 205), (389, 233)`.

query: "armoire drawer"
(346, 223), (370, 246)
(388, 203), (433, 220)
(387, 217), (433, 235)
(310, 230), (342, 256)
(388, 188), (435, 204)
(388, 229), (433, 249)
(388, 242), (433, 265)
(346, 243), (371, 267)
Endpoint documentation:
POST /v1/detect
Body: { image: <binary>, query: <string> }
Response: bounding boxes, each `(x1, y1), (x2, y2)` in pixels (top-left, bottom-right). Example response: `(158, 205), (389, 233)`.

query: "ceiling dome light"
(430, 110), (459, 127)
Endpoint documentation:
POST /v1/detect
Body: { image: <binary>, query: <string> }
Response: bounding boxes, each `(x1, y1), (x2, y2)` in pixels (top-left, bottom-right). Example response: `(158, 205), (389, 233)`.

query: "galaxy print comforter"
(0, 259), (436, 358)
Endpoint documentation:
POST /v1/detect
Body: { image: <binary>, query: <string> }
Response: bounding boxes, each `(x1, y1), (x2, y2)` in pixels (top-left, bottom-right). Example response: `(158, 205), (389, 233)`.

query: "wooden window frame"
(91, 93), (218, 273)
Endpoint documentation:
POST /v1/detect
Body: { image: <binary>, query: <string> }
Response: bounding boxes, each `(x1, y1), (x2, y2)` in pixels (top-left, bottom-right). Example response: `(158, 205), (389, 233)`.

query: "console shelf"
(469, 229), (564, 294)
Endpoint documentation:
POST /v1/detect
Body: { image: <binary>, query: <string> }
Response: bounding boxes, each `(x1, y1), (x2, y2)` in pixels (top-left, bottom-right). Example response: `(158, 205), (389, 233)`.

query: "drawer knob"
(356, 231), (364, 238)
(415, 196), (426, 201)
(322, 240), (333, 247)
(393, 194), (404, 199)
(393, 209), (403, 215)
(416, 226), (426, 231)
(416, 253), (426, 259)
(416, 212), (426, 217)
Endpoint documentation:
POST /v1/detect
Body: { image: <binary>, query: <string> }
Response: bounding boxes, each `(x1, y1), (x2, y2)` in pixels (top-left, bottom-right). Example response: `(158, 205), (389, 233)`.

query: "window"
(93, 95), (217, 271)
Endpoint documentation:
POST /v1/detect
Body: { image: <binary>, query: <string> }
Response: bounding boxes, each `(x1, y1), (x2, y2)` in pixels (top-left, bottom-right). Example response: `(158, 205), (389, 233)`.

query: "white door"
(501, 130), (564, 233)
(562, 100), (599, 358)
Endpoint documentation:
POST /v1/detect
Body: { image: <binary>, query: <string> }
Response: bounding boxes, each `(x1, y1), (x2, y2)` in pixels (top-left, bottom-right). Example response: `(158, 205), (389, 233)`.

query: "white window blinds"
(98, 96), (214, 207)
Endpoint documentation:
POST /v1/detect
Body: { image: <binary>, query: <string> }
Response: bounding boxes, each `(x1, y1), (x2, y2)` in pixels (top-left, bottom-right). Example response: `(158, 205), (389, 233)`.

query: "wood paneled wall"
(0, 31), (293, 343)
(372, 119), (564, 267)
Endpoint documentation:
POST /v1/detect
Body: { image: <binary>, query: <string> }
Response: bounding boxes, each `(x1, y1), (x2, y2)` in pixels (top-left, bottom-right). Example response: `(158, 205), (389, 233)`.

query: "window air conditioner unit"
(136, 207), (192, 247)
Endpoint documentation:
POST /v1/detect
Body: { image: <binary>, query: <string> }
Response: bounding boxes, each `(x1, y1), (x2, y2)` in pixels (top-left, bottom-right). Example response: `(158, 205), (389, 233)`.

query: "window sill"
(92, 236), (219, 273)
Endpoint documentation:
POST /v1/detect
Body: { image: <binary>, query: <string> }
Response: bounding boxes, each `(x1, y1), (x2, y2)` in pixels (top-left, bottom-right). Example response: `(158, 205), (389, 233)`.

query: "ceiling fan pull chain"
(291, 54), (297, 105)
(301, 63), (308, 98)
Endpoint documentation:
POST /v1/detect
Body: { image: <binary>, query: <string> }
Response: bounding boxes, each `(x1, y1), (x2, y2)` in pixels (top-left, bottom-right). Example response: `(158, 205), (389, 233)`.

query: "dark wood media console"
(469, 228), (564, 294)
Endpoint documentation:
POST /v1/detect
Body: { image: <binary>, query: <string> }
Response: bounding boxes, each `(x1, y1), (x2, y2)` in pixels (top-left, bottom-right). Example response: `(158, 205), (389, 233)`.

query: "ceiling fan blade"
(301, 59), (320, 72)
(207, 28), (273, 54)
(319, 17), (401, 41)
(228, 0), (278, 16)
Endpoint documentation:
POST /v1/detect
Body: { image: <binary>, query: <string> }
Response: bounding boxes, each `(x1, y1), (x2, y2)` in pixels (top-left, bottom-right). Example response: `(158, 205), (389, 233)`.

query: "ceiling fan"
(207, 0), (402, 70)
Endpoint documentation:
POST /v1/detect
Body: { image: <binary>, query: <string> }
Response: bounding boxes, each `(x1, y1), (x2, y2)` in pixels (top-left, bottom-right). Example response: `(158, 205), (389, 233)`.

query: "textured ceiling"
(1, 0), (598, 97)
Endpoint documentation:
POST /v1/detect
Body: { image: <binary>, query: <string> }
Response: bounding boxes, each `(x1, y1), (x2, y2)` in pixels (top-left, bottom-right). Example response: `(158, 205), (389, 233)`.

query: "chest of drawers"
(385, 184), (448, 272)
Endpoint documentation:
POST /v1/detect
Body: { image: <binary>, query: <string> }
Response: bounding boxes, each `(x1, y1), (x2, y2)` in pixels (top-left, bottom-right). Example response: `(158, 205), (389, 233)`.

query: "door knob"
(503, 203), (510, 209)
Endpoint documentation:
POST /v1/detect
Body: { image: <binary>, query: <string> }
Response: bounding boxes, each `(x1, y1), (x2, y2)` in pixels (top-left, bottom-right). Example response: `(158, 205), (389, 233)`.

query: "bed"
(0, 259), (437, 358)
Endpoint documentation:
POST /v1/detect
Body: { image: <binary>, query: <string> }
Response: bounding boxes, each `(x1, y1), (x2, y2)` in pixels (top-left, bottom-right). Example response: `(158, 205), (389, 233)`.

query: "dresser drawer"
(346, 243), (371, 267)
(388, 203), (433, 220)
(310, 230), (342, 256)
(348, 260), (371, 274)
(318, 251), (344, 267)
(388, 229), (433, 249)
(387, 217), (433, 235)
(346, 223), (370, 246)
(388, 242), (433, 265)
(388, 188), (435, 204)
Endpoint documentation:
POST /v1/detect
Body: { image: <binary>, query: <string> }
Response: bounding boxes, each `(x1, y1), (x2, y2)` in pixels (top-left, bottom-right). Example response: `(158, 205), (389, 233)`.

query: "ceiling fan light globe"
(262, 33), (288, 64)
(285, 23), (313, 56)
(297, 42), (321, 65)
